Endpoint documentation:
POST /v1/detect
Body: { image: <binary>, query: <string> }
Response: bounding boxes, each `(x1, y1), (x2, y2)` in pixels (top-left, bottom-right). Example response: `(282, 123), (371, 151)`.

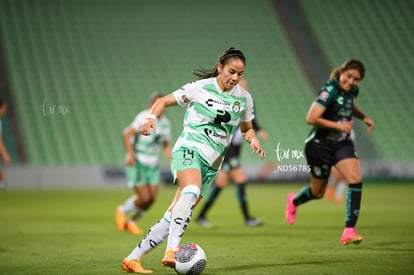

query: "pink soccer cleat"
(340, 227), (363, 245)
(285, 193), (297, 224)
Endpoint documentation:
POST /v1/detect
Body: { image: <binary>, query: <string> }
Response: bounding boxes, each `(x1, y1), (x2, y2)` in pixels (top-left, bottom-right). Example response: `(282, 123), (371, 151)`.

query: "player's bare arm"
(141, 94), (177, 136)
(353, 104), (375, 133)
(240, 121), (266, 159)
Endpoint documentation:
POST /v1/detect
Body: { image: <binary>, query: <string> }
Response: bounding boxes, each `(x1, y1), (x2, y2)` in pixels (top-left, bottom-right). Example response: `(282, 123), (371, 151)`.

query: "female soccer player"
(121, 47), (266, 273)
(115, 92), (171, 234)
(285, 59), (375, 245)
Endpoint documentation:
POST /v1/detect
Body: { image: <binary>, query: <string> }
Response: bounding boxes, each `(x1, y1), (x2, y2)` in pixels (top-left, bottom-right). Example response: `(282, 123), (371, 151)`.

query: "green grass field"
(1, 182), (413, 274)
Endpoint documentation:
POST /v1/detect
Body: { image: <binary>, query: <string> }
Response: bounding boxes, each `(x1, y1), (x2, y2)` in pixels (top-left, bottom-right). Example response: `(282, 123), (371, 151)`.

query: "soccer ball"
(174, 243), (207, 275)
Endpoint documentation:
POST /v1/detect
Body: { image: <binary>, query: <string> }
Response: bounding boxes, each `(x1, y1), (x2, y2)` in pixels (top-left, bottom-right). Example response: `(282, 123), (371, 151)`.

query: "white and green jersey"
(172, 77), (255, 169)
(130, 109), (171, 167)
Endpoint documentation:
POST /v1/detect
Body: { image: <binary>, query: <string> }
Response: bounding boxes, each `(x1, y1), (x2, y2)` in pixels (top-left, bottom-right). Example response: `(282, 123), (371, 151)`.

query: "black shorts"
(305, 138), (358, 179)
(222, 144), (241, 172)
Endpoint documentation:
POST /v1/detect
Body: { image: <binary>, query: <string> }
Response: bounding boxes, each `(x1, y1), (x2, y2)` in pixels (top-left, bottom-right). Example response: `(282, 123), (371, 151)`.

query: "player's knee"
(313, 191), (325, 199)
(309, 185), (326, 199)
(143, 198), (155, 208)
(215, 181), (227, 188)
(345, 174), (362, 184)
(181, 185), (200, 203)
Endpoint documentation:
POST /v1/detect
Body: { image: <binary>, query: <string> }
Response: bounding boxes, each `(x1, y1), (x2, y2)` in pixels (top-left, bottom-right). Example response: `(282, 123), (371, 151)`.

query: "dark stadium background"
(0, 0), (413, 188)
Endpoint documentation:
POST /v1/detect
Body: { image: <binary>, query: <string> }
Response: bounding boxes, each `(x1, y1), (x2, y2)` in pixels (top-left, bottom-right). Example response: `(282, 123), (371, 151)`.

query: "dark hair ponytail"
(329, 59), (365, 80)
(193, 47), (246, 79)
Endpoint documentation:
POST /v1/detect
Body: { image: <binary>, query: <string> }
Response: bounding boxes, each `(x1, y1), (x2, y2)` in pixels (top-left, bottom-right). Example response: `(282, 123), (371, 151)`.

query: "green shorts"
(171, 148), (218, 197)
(125, 162), (160, 188)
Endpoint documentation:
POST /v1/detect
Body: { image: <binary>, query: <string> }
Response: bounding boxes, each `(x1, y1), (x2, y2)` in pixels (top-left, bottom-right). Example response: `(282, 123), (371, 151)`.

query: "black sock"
(293, 185), (317, 205)
(235, 183), (250, 220)
(197, 185), (221, 219)
(345, 183), (362, 227)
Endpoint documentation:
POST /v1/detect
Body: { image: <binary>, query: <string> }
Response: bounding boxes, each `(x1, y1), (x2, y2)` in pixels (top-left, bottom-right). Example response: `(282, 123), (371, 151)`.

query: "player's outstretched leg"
(122, 211), (171, 272)
(285, 185), (318, 224)
(162, 185), (200, 268)
(340, 183), (363, 244)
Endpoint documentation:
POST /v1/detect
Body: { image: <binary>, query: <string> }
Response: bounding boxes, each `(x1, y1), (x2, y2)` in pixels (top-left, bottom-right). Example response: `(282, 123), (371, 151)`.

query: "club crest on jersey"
(313, 166), (321, 177)
(182, 158), (192, 166)
(232, 101), (241, 113)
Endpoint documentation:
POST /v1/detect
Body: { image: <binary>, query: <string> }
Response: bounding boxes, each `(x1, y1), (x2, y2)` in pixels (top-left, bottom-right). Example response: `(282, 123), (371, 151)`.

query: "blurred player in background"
(0, 99), (11, 189)
(121, 47), (265, 273)
(285, 59), (375, 245)
(196, 81), (268, 227)
(115, 92), (171, 234)
(325, 167), (347, 204)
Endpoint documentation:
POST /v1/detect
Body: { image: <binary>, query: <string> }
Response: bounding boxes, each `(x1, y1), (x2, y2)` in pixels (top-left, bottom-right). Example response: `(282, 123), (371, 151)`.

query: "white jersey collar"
(214, 77), (237, 94)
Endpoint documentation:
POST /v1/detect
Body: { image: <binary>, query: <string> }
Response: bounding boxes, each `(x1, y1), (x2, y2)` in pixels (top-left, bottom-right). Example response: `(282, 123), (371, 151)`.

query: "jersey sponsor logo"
(345, 99), (353, 109)
(213, 110), (231, 124)
(319, 91), (329, 101)
(204, 128), (227, 139)
(205, 98), (243, 116)
(336, 96), (344, 105)
(338, 109), (353, 117)
(205, 98), (227, 107)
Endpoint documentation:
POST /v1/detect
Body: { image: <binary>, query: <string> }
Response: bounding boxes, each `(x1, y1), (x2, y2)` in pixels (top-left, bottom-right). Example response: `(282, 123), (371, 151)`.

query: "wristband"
(147, 114), (156, 120)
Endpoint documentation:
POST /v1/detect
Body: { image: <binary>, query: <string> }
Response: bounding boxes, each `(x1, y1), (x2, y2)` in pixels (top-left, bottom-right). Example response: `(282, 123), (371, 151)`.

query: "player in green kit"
(285, 59), (375, 245)
(121, 47), (266, 273)
(116, 92), (172, 234)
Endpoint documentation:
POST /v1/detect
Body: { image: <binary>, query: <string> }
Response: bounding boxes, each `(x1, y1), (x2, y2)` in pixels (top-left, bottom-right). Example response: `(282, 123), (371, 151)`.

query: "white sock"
(120, 195), (138, 213)
(327, 175), (335, 187)
(127, 211), (171, 260)
(166, 185), (200, 252)
(335, 181), (347, 200)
